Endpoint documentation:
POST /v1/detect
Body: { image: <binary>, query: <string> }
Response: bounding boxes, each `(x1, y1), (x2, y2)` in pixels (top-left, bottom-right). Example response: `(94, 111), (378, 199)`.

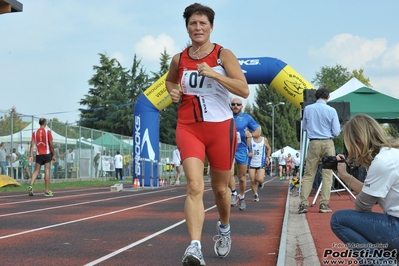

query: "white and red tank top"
(177, 43), (233, 124)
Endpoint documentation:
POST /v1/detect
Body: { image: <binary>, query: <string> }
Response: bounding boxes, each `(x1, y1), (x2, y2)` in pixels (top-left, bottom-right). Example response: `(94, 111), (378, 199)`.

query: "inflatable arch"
(133, 57), (314, 186)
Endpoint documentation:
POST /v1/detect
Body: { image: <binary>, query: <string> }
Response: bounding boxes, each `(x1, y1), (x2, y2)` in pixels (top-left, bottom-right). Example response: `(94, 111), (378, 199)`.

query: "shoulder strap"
(217, 44), (224, 67)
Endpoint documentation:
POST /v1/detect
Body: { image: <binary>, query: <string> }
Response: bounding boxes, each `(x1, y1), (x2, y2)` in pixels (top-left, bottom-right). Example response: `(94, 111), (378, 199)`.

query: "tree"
(129, 54), (151, 109)
(79, 54), (124, 130)
(387, 123), (399, 139)
(150, 48), (170, 81)
(251, 84), (300, 152)
(78, 53), (149, 136)
(0, 107), (27, 136)
(49, 118), (79, 140)
(312, 64), (372, 92)
(351, 69), (371, 87)
(311, 64), (375, 153)
(312, 64), (351, 92)
(153, 49), (179, 145)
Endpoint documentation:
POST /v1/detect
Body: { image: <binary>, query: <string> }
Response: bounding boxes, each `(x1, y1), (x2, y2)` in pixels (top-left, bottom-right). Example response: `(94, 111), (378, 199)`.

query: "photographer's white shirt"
(362, 147), (399, 218)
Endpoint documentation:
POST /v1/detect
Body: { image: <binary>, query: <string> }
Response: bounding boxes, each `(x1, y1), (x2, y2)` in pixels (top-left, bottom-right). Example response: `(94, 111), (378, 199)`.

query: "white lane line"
(0, 186), (177, 206)
(84, 204), (218, 266)
(0, 188), (175, 217)
(0, 191), (110, 206)
(0, 187), (109, 199)
(0, 193), (188, 240)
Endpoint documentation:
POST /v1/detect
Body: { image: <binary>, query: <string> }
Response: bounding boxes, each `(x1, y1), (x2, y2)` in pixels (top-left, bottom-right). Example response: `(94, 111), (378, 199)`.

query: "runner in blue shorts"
(229, 97), (261, 211)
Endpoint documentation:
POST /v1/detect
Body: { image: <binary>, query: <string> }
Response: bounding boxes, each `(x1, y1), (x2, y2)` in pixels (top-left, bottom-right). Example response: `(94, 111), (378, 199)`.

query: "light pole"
(266, 102), (285, 176)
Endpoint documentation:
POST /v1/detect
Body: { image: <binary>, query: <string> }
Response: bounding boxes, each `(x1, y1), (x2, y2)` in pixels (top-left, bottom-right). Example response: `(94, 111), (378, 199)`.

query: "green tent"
(331, 87), (399, 123)
(93, 133), (132, 152)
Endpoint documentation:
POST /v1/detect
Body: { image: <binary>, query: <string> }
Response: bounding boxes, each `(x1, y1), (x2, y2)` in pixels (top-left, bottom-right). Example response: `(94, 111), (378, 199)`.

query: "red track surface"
(305, 189), (385, 265)
(0, 175), (287, 266)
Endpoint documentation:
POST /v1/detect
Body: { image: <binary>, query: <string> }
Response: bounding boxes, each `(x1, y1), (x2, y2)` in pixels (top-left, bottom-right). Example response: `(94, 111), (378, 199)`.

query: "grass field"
(0, 177), (134, 193)
(0, 174), (188, 193)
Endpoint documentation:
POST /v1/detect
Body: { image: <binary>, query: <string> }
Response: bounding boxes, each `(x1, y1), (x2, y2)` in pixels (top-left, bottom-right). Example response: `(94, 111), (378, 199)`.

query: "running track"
(0, 175), (287, 266)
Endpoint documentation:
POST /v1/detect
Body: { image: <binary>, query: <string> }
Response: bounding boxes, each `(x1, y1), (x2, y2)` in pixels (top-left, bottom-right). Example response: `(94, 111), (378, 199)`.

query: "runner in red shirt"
(166, 4), (249, 265)
(28, 117), (55, 197)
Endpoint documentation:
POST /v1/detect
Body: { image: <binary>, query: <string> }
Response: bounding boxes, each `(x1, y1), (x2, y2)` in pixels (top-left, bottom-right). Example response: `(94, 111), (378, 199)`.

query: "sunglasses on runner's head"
(231, 103), (242, 107)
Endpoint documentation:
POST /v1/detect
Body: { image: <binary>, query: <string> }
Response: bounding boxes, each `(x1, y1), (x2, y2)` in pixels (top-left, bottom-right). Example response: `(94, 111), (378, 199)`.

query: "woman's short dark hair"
(183, 3), (215, 27)
(315, 88), (330, 100)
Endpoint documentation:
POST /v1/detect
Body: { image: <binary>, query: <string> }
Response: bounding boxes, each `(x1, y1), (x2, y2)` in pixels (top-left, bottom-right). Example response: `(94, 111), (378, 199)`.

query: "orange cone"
(133, 178), (140, 188)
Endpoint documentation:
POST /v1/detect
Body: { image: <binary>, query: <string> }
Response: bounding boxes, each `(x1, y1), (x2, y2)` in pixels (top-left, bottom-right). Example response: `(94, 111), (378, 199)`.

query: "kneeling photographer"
(330, 114), (399, 265)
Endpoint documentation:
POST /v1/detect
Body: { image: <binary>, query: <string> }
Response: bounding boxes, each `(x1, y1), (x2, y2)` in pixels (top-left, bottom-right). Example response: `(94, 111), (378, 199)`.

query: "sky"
(1, 0), (399, 124)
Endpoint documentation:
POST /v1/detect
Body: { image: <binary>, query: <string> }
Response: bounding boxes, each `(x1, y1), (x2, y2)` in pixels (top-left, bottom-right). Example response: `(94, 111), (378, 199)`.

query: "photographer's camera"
(321, 156), (345, 170)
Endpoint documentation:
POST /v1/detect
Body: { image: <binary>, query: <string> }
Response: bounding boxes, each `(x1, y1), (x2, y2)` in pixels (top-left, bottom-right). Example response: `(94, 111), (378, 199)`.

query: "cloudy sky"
(1, 0), (398, 124)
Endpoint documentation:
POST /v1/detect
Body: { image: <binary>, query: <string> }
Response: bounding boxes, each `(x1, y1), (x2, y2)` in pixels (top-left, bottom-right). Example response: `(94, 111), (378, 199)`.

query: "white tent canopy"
(0, 120), (76, 145)
(329, 77), (366, 101)
(271, 146), (300, 158)
(76, 137), (104, 152)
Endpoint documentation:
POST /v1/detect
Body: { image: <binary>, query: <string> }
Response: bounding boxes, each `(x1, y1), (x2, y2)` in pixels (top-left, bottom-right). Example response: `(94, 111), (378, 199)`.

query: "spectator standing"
(19, 152), (31, 179)
(114, 151), (123, 180)
(11, 148), (20, 178)
(53, 144), (60, 178)
(93, 152), (100, 178)
(0, 142), (6, 175)
(66, 148), (74, 177)
(173, 148), (183, 185)
(106, 151), (114, 178)
(293, 152), (301, 177)
(298, 88), (341, 214)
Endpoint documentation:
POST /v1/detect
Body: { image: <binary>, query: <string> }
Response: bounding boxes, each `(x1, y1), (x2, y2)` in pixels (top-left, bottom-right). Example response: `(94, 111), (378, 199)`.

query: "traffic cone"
(133, 178), (140, 188)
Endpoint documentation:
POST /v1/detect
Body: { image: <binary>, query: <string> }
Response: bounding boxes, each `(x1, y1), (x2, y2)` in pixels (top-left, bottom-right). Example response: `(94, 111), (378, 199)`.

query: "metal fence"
(0, 112), (177, 181)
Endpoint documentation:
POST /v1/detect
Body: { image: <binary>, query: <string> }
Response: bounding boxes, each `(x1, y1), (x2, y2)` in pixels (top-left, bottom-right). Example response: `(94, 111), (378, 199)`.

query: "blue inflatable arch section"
(133, 57), (314, 186)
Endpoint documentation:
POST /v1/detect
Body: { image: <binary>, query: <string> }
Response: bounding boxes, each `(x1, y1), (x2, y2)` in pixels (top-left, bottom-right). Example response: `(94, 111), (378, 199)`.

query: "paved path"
(278, 190), (320, 266)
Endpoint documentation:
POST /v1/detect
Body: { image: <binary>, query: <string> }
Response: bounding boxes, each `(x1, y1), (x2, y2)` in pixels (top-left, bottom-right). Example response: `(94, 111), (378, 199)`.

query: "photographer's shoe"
(298, 204), (308, 214)
(319, 204), (332, 213)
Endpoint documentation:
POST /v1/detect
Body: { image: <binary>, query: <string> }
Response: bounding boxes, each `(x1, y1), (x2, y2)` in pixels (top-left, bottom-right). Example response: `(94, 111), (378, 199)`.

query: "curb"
(277, 188), (321, 266)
